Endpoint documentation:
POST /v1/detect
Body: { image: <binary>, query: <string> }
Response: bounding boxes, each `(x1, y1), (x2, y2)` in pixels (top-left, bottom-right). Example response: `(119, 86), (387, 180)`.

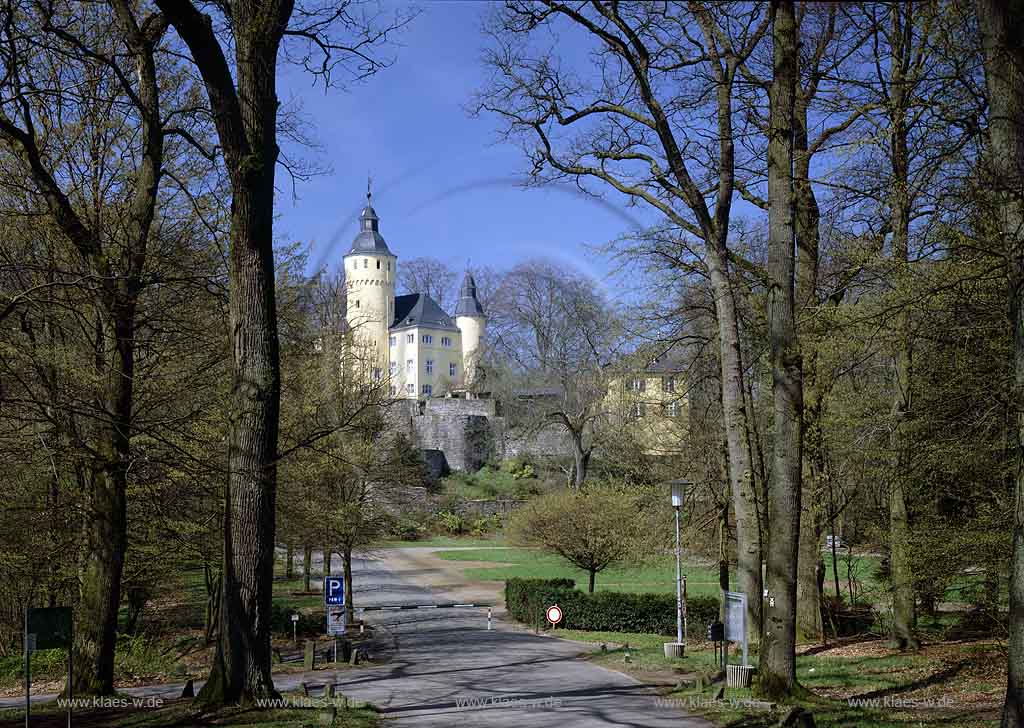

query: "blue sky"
(274, 0), (651, 286)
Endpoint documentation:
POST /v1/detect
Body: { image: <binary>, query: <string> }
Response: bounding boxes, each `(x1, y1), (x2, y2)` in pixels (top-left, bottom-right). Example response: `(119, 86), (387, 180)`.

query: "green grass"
(552, 629), (996, 728)
(434, 548), (725, 596)
(374, 535), (508, 548)
(272, 578), (326, 612)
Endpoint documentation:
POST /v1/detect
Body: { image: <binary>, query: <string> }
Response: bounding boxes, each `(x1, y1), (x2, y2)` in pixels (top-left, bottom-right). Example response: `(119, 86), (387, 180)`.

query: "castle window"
(422, 334), (433, 344)
(354, 300), (360, 308)
(389, 336), (396, 347)
(389, 361), (397, 376)
(406, 383), (414, 394)
(372, 367), (382, 381)
(389, 385), (397, 396)
(407, 333), (414, 343)
(662, 376), (675, 393)
(406, 359), (413, 374)
(363, 258), (368, 269)
(426, 360), (434, 374)
(630, 377), (646, 392)
(387, 262), (390, 271)
(422, 384), (433, 395)
(632, 402), (647, 419)
(665, 401), (680, 417)
(376, 260), (381, 269)
(441, 336), (452, 347)
(449, 363), (457, 377)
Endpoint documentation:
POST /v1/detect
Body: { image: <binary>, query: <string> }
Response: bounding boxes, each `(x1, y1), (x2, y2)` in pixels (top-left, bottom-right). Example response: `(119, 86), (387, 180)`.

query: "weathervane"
(367, 173), (372, 204)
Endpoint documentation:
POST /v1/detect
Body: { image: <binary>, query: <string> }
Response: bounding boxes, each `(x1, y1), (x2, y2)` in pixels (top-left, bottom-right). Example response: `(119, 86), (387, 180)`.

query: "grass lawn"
(551, 629), (1001, 727)
(373, 535), (508, 549)
(434, 548), (725, 597)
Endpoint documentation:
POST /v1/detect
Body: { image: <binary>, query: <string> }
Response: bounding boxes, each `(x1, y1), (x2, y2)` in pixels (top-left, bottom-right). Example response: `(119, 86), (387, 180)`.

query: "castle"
(343, 189), (486, 399)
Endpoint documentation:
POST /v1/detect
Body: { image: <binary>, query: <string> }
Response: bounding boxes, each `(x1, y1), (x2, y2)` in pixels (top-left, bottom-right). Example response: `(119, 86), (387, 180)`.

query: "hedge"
(504, 578), (719, 638)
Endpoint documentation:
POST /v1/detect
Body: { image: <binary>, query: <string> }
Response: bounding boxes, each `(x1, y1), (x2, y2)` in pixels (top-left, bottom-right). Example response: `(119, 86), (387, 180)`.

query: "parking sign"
(324, 577), (345, 606)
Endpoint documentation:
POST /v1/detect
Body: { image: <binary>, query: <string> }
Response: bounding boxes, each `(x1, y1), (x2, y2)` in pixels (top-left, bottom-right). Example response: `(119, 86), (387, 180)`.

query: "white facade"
(343, 193), (486, 399)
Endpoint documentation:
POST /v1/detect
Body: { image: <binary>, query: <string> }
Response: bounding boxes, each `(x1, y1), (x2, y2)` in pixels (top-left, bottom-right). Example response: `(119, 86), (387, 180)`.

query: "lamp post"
(664, 479), (690, 659)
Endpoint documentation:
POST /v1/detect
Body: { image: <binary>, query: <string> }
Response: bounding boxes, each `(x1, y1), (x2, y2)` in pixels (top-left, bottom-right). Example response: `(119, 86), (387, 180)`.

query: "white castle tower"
(343, 186), (395, 380)
(455, 272), (486, 387)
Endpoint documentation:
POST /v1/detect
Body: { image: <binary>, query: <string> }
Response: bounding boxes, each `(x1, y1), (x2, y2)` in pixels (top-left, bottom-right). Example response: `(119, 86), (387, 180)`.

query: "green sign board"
(26, 607), (72, 651)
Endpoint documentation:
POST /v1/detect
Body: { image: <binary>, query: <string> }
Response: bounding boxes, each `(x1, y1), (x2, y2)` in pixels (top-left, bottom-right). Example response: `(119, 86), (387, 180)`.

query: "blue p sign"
(324, 577), (345, 605)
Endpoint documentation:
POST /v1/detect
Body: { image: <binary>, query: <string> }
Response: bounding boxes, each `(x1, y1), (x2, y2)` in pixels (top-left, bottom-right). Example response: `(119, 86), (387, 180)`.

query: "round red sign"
(546, 604), (563, 625)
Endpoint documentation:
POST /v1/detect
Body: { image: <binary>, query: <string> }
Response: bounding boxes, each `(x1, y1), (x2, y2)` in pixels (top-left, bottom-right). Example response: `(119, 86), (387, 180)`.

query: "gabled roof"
(391, 293), (460, 332)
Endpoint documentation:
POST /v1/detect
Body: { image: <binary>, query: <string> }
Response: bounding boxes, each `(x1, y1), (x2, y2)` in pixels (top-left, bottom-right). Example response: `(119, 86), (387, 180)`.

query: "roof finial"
(367, 172), (372, 204)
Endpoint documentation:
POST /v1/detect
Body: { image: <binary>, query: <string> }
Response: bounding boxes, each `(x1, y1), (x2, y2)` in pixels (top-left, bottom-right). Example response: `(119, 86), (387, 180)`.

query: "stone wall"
(384, 396), (572, 473)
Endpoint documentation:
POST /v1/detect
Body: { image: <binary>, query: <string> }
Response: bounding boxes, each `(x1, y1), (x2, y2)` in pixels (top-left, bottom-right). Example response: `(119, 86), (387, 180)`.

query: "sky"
(273, 0), (652, 288)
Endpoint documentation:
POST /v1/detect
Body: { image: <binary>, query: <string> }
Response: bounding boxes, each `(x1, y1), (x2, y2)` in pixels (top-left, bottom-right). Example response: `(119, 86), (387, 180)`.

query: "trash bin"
(726, 664), (754, 688)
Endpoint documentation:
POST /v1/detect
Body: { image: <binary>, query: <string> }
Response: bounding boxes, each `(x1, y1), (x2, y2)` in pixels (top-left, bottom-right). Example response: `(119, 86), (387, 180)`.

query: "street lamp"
(664, 479), (691, 659)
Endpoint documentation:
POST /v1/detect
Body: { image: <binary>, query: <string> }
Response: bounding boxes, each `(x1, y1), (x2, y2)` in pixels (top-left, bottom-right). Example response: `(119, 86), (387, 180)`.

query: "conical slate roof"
(349, 190), (393, 255)
(454, 272), (485, 317)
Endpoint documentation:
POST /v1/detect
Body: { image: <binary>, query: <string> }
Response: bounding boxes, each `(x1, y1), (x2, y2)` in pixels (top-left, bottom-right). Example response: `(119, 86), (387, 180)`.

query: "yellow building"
(343, 190), (486, 399)
(608, 352), (689, 456)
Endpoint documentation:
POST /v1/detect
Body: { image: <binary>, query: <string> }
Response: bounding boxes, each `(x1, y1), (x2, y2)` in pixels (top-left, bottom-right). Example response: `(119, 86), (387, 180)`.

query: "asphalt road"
(2, 550), (709, 727)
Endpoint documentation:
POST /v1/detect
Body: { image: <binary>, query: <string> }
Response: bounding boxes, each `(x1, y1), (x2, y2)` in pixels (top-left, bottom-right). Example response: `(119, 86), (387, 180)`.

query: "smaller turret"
(455, 273), (486, 387)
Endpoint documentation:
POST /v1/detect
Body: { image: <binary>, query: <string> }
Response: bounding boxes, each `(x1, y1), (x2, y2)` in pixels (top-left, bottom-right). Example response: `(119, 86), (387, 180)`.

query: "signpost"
(323, 577), (346, 662)
(24, 607), (73, 728)
(723, 591), (749, 666)
(291, 613), (299, 644)
(545, 604), (563, 627)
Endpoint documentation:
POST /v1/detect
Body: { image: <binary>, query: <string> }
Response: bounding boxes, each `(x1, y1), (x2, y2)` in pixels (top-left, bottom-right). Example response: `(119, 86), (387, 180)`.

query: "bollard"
(487, 608), (492, 631)
(303, 640), (315, 671)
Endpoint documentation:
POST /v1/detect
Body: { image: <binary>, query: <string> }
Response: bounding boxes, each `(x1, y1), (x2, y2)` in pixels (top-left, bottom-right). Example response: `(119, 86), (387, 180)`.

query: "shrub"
(269, 602), (323, 638)
(504, 578), (718, 638)
(436, 510), (467, 535)
(470, 514), (503, 537)
(822, 594), (875, 637)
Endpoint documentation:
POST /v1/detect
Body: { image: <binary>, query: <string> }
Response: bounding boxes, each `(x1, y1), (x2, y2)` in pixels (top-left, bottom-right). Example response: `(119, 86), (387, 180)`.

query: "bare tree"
(489, 260), (620, 488)
(398, 256), (458, 311)
(478, 0), (768, 639)
(153, 0), (411, 705)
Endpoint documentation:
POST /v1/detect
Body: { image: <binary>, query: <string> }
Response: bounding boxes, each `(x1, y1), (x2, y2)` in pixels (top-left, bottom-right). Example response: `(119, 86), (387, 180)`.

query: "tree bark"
(887, 6), (919, 651)
(977, 2), (1024, 725)
(303, 546), (312, 593)
(588, 569), (596, 594)
(156, 0), (290, 705)
(324, 549), (333, 577)
(285, 543), (294, 580)
(759, 0), (802, 700)
(343, 546), (355, 627)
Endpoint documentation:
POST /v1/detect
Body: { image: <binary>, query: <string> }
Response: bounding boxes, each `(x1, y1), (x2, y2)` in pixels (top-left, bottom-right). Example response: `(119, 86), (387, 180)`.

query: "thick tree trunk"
(977, 2), (1024, 725)
(157, 0), (287, 705)
(571, 431), (589, 489)
(887, 10), (919, 649)
(794, 91), (825, 646)
(588, 569), (596, 594)
(759, 0), (802, 700)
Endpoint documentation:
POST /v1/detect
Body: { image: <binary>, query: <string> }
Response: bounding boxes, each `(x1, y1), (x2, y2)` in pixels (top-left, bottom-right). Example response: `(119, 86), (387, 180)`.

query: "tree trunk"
(156, 0), (289, 705)
(977, 2), (1024, 725)
(759, 0), (802, 700)
(303, 546), (312, 593)
(887, 8), (919, 650)
(343, 546), (355, 627)
(324, 549), (333, 577)
(588, 569), (596, 594)
(285, 543), (294, 580)
(793, 86), (825, 646)
(706, 253), (762, 643)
